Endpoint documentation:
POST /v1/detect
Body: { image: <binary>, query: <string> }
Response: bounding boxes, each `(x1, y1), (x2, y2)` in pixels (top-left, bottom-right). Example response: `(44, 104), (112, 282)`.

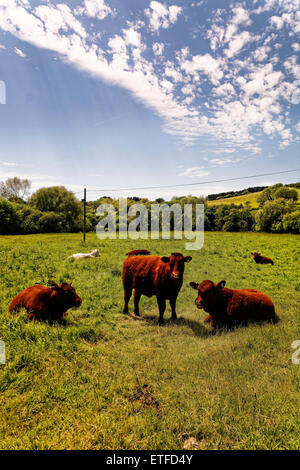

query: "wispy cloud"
(14, 46), (27, 58)
(179, 167), (210, 178)
(0, 161), (18, 167)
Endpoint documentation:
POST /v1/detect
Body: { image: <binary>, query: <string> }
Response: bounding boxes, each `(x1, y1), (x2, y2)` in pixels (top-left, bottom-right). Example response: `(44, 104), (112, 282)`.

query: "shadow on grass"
(141, 313), (215, 338)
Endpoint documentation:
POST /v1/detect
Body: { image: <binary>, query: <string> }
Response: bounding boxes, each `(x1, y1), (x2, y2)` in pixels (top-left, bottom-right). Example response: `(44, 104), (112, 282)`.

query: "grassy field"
(0, 232), (299, 450)
(206, 188), (300, 207)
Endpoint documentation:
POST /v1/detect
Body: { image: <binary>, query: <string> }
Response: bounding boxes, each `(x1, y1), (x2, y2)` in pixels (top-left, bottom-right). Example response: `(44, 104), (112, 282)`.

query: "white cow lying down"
(68, 249), (101, 259)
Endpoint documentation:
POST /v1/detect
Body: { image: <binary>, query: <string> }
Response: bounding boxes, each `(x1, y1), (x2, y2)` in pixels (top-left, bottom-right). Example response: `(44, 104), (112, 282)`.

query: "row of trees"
(0, 180), (84, 234)
(0, 178), (299, 234)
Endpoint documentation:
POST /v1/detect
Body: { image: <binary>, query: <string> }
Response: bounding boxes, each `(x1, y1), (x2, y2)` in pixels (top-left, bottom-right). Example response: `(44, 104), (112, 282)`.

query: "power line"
(74, 168), (300, 194)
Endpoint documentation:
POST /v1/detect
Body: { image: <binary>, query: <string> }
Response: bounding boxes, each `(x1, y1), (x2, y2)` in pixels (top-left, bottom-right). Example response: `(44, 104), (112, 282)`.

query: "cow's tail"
(126, 249), (151, 257)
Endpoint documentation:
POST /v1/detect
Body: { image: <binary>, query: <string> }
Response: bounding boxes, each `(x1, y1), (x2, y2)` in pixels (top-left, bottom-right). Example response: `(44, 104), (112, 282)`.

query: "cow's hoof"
(171, 316), (177, 322)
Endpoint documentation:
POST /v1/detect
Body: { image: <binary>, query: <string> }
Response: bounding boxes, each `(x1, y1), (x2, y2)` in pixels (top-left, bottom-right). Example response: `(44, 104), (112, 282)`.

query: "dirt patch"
(130, 384), (160, 410)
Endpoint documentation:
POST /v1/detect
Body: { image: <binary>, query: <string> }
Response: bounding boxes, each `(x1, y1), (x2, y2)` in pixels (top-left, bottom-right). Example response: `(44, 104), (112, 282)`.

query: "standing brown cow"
(122, 252), (192, 325)
(189, 279), (278, 328)
(251, 252), (274, 265)
(9, 282), (82, 321)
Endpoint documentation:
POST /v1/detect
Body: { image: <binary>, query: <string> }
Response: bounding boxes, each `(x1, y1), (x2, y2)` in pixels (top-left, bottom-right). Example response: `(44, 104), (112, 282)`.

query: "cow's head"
(91, 249), (101, 257)
(161, 253), (192, 279)
(251, 252), (260, 258)
(189, 280), (226, 311)
(51, 282), (82, 309)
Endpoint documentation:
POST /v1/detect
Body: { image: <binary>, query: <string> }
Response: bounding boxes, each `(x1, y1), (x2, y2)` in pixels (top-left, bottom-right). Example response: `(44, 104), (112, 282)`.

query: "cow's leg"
(133, 290), (141, 316)
(170, 297), (177, 320)
(123, 286), (132, 314)
(204, 314), (211, 323)
(157, 295), (166, 325)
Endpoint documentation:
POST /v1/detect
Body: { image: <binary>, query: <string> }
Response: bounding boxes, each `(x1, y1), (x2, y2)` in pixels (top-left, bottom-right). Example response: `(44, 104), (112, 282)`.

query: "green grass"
(206, 188), (300, 207)
(0, 232), (299, 450)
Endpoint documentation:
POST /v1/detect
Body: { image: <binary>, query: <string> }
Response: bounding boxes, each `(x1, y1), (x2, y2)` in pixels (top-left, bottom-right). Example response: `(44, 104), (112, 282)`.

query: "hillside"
(207, 187), (300, 208)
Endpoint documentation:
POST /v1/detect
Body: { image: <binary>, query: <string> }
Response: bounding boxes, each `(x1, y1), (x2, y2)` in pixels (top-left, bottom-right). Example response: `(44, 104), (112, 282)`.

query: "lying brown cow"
(122, 252), (192, 325)
(251, 252), (274, 265)
(190, 279), (278, 328)
(126, 249), (150, 256)
(9, 282), (82, 321)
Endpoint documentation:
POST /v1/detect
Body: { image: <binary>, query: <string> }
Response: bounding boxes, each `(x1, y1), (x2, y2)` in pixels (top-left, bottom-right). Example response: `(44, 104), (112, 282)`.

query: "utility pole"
(82, 188), (87, 243)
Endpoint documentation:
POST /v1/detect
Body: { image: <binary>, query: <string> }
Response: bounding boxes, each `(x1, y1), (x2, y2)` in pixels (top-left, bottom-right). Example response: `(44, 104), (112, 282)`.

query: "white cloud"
(75, 0), (113, 20)
(284, 55), (300, 79)
(181, 84), (196, 95)
(292, 43), (300, 51)
(181, 53), (224, 85)
(270, 15), (284, 29)
(225, 31), (253, 58)
(169, 5), (182, 23)
(14, 46), (26, 58)
(202, 148), (236, 155)
(152, 42), (164, 56)
(179, 167), (209, 178)
(145, 1), (182, 32)
(164, 61), (183, 82)
(122, 28), (141, 48)
(36, 3), (87, 38)
(252, 45), (271, 62)
(0, 161), (17, 166)
(213, 83), (236, 97)
(205, 157), (242, 166)
(269, 10), (300, 35)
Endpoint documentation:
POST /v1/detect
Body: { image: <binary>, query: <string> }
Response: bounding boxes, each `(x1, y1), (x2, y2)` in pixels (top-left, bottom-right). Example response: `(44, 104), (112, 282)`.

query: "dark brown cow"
(9, 282), (82, 321)
(190, 280), (278, 328)
(251, 252), (274, 265)
(122, 252), (192, 325)
(126, 249), (150, 256)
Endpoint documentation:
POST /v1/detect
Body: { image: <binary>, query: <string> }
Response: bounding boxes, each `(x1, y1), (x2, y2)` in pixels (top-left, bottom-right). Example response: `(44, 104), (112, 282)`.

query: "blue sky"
(0, 0), (299, 200)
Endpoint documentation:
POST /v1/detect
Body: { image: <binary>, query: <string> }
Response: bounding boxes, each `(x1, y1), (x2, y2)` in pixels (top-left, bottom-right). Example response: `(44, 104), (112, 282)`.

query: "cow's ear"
(161, 256), (170, 263)
(184, 256), (192, 263)
(50, 283), (60, 291)
(189, 281), (199, 290)
(216, 280), (226, 289)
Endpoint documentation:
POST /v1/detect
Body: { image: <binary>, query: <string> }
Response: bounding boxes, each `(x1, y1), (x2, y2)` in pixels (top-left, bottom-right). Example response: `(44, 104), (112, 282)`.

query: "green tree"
(0, 198), (20, 234)
(29, 186), (81, 230)
(255, 198), (297, 232)
(0, 177), (31, 202)
(257, 183), (283, 206)
(274, 186), (298, 201)
(282, 211), (300, 234)
(38, 212), (66, 233)
(17, 206), (44, 234)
